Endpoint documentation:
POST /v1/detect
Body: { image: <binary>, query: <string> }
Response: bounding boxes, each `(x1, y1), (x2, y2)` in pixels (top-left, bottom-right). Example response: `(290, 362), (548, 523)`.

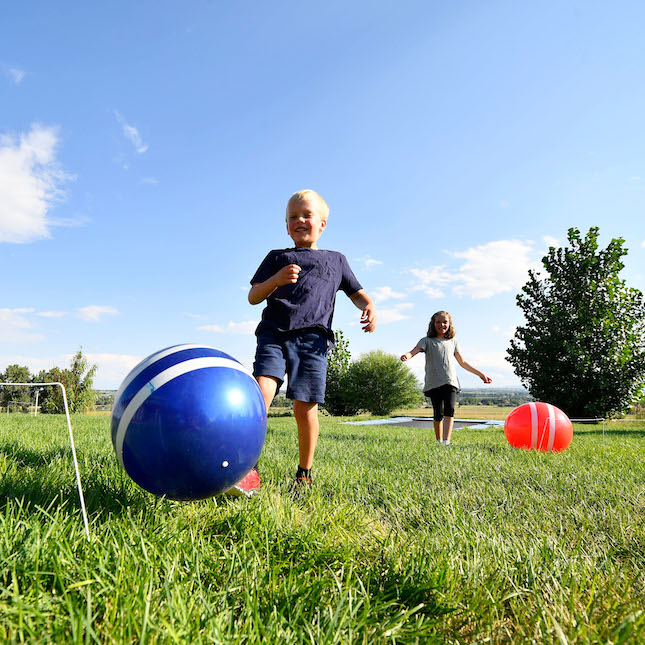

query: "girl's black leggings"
(425, 384), (457, 421)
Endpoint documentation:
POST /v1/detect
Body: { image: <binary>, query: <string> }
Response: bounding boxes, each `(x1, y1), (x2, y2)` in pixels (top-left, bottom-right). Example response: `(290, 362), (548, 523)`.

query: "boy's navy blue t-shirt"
(250, 248), (362, 340)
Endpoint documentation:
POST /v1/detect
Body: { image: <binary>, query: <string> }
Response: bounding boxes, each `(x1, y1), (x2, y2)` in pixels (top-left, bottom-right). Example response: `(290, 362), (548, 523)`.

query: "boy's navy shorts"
(253, 328), (329, 403)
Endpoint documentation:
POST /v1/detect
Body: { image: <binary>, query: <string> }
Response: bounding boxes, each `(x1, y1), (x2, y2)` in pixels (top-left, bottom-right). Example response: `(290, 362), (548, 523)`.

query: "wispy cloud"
(371, 286), (407, 303)
(491, 324), (517, 339)
(378, 303), (414, 324)
(198, 320), (257, 335)
(0, 124), (73, 244)
(114, 110), (148, 154)
(84, 352), (142, 389)
(0, 308), (43, 343)
(354, 254), (383, 271)
(450, 239), (537, 299)
(37, 311), (67, 318)
(407, 266), (453, 299)
(2, 64), (26, 85)
(641, 239), (645, 248)
(77, 305), (119, 322)
(408, 239), (539, 300)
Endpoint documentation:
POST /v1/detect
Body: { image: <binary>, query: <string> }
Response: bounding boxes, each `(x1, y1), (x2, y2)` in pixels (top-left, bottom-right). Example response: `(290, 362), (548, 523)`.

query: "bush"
(347, 350), (423, 416)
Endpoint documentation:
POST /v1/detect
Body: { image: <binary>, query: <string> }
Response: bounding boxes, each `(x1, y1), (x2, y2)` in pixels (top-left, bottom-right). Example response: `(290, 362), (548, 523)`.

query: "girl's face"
(434, 313), (450, 337)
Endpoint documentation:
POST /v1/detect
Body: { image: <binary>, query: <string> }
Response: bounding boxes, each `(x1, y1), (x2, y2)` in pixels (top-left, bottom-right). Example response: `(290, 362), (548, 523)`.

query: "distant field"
(393, 404), (514, 420)
(0, 413), (643, 642)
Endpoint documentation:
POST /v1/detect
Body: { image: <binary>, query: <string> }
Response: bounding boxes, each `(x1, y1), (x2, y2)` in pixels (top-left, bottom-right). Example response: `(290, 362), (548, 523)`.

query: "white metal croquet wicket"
(1, 382), (90, 541)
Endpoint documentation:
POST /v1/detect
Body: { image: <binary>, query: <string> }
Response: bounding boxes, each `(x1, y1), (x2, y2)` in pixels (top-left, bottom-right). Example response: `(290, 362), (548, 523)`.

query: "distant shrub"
(346, 350), (423, 416)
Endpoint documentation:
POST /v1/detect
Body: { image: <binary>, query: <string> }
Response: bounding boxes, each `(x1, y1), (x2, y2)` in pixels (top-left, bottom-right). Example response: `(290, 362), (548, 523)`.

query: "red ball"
(504, 402), (573, 452)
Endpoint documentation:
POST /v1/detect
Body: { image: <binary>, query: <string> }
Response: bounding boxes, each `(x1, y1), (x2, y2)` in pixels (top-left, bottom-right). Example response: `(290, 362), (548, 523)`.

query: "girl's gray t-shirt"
(415, 336), (462, 392)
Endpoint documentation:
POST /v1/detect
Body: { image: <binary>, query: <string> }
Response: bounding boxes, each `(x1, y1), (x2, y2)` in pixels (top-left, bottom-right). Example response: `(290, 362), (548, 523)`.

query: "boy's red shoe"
(225, 468), (260, 498)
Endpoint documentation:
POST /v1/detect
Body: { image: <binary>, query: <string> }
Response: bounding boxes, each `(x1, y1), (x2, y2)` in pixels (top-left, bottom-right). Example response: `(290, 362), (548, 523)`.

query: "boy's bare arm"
(248, 264), (301, 305)
(349, 290), (377, 333)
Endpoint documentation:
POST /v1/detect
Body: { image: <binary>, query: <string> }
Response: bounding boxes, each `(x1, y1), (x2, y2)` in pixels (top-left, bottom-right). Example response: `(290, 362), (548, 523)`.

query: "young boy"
(244, 189), (376, 489)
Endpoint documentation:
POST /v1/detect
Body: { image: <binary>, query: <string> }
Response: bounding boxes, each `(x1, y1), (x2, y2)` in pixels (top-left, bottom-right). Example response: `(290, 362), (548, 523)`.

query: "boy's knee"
(293, 400), (318, 415)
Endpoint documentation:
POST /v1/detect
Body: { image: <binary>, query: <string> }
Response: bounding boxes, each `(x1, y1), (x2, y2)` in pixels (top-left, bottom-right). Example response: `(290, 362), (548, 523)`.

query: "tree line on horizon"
(0, 350), (97, 414)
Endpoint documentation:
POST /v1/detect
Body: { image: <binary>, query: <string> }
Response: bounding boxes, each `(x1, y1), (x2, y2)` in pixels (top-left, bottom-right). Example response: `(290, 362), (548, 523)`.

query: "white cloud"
(406, 240), (539, 300)
(408, 266), (454, 286)
(77, 305), (119, 322)
(407, 266), (452, 299)
(84, 352), (142, 389)
(641, 239), (645, 248)
(460, 348), (517, 381)
(543, 235), (559, 248)
(6, 67), (25, 84)
(491, 324), (517, 339)
(450, 240), (537, 299)
(114, 111), (148, 154)
(0, 124), (72, 244)
(0, 308), (43, 343)
(37, 311), (67, 318)
(377, 303), (413, 324)
(371, 286), (406, 303)
(354, 254), (383, 270)
(198, 320), (257, 335)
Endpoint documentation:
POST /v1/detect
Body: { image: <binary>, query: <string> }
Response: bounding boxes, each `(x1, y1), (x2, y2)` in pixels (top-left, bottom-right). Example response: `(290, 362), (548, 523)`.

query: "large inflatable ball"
(111, 344), (266, 500)
(504, 401), (573, 452)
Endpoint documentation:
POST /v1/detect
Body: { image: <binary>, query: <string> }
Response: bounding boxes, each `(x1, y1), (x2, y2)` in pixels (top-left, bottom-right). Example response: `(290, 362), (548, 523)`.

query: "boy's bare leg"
(442, 417), (455, 443)
(433, 420), (442, 442)
(256, 375), (279, 412)
(249, 376), (280, 473)
(293, 400), (319, 470)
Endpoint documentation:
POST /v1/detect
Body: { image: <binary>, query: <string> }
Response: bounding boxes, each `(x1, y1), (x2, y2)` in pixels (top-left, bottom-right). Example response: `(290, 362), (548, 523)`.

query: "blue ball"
(111, 345), (267, 500)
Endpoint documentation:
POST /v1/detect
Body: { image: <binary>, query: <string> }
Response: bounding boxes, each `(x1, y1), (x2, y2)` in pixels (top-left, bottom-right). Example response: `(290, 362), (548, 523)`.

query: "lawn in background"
(0, 412), (643, 643)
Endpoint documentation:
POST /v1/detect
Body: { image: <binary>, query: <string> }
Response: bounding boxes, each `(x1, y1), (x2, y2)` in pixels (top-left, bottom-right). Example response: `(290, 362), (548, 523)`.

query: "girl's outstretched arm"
(401, 347), (422, 361)
(455, 352), (492, 383)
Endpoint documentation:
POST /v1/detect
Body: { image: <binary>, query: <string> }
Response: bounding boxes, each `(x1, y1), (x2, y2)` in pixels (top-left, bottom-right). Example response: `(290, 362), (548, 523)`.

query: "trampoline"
(343, 417), (505, 430)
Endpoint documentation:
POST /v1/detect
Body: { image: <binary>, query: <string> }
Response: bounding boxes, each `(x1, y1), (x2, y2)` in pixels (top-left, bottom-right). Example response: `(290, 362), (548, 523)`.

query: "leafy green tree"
(324, 330), (362, 416)
(38, 349), (98, 413)
(0, 364), (33, 409)
(348, 350), (423, 416)
(507, 227), (645, 418)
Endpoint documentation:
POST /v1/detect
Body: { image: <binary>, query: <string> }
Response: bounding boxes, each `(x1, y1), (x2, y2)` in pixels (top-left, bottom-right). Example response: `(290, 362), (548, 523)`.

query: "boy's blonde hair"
(286, 189), (330, 222)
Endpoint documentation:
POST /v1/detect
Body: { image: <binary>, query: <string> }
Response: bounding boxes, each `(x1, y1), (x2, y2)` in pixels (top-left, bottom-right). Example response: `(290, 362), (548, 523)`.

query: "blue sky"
(2, 1), (644, 390)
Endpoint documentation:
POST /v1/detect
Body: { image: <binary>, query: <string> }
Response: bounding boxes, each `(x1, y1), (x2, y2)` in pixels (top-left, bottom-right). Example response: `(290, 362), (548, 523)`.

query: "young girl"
(401, 311), (492, 445)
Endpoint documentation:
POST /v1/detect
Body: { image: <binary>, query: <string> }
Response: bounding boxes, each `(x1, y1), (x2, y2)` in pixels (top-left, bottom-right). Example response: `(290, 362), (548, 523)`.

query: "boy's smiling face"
(286, 196), (327, 248)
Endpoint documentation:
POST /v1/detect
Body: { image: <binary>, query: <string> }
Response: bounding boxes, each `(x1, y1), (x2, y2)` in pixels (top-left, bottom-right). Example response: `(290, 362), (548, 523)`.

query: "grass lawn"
(0, 412), (644, 643)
